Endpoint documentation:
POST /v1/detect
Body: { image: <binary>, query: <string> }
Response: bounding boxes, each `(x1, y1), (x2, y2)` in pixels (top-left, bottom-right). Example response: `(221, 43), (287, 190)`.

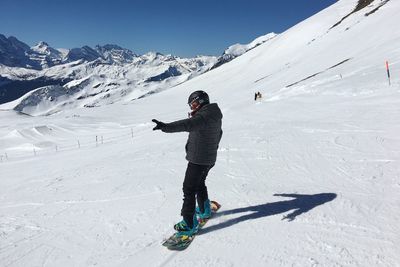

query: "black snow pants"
(181, 162), (213, 227)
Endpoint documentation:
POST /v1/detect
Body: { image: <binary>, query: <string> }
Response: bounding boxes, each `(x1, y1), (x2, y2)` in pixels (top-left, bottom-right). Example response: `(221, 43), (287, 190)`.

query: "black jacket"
(162, 103), (223, 165)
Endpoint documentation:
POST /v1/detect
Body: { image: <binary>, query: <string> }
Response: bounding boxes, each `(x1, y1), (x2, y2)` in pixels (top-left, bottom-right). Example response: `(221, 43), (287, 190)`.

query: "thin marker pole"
(386, 60), (391, 86)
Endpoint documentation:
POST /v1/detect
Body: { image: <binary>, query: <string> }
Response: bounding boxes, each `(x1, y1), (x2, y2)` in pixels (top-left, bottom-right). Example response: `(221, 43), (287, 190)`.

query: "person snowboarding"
(152, 90), (223, 237)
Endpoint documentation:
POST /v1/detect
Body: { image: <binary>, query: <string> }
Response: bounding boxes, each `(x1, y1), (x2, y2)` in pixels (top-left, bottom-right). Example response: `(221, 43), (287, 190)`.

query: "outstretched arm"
(152, 115), (207, 133)
(163, 114), (207, 133)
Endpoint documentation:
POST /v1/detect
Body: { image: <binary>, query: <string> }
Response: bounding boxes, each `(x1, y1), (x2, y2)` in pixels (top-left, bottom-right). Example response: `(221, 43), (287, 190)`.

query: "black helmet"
(188, 90), (209, 108)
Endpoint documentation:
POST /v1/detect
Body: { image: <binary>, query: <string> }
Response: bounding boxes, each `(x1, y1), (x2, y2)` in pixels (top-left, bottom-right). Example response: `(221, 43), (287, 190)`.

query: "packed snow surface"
(1, 0), (400, 266)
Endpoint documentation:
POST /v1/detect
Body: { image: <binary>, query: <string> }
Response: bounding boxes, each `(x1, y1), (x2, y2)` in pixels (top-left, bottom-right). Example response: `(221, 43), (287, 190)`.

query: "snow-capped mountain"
(30, 41), (65, 68)
(224, 32), (277, 57)
(0, 34), (38, 69)
(0, 36), (220, 110)
(0, 49), (219, 115)
(63, 46), (99, 63)
(212, 32), (277, 69)
(94, 44), (138, 65)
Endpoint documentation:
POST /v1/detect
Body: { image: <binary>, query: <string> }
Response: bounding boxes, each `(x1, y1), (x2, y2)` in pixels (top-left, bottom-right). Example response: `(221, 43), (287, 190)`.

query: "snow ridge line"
(285, 58), (352, 88)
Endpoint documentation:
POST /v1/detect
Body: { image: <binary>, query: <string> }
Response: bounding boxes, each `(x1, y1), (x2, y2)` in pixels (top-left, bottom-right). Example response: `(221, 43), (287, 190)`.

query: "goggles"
(188, 99), (200, 111)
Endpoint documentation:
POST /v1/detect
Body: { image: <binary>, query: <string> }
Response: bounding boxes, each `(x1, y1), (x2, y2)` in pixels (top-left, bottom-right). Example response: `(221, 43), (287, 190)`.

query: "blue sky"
(0, 0), (337, 57)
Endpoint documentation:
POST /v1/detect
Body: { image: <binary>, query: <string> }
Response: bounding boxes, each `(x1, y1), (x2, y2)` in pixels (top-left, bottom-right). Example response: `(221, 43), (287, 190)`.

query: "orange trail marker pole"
(386, 60), (391, 86)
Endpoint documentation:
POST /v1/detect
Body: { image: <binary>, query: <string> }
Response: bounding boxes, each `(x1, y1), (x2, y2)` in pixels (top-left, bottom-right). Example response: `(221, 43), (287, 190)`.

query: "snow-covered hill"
(0, 52), (218, 115)
(0, 56), (218, 113)
(1, 0), (400, 266)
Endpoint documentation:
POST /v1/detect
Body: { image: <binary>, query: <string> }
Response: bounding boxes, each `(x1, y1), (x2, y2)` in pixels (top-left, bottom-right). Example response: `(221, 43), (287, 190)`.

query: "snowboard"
(162, 200), (221, 251)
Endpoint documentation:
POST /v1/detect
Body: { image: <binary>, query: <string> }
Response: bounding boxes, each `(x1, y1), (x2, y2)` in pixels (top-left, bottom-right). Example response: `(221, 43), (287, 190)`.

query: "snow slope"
(1, 0), (400, 266)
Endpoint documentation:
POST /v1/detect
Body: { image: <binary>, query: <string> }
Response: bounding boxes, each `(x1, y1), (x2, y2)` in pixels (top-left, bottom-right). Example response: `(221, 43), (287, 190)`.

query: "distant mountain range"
(0, 33), (277, 71)
(0, 34), (141, 70)
(0, 33), (277, 114)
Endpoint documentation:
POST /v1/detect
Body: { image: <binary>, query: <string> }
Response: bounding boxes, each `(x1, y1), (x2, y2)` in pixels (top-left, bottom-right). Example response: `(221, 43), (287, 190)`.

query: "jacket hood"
(198, 103), (223, 121)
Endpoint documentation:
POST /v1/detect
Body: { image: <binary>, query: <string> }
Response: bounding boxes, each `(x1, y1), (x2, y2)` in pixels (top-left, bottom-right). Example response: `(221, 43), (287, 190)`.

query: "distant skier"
(255, 91), (262, 101)
(152, 90), (223, 236)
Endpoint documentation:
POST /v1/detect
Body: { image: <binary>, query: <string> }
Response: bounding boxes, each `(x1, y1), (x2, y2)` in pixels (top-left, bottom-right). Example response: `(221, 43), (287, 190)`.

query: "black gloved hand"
(152, 119), (166, 131)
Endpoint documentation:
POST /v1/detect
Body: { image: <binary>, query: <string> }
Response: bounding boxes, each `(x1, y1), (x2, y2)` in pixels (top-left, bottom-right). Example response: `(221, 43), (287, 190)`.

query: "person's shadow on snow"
(200, 193), (337, 234)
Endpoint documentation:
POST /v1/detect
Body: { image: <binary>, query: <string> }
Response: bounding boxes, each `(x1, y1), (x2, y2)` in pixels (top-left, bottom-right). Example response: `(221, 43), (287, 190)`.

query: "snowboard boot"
(196, 199), (212, 222)
(174, 214), (199, 237)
